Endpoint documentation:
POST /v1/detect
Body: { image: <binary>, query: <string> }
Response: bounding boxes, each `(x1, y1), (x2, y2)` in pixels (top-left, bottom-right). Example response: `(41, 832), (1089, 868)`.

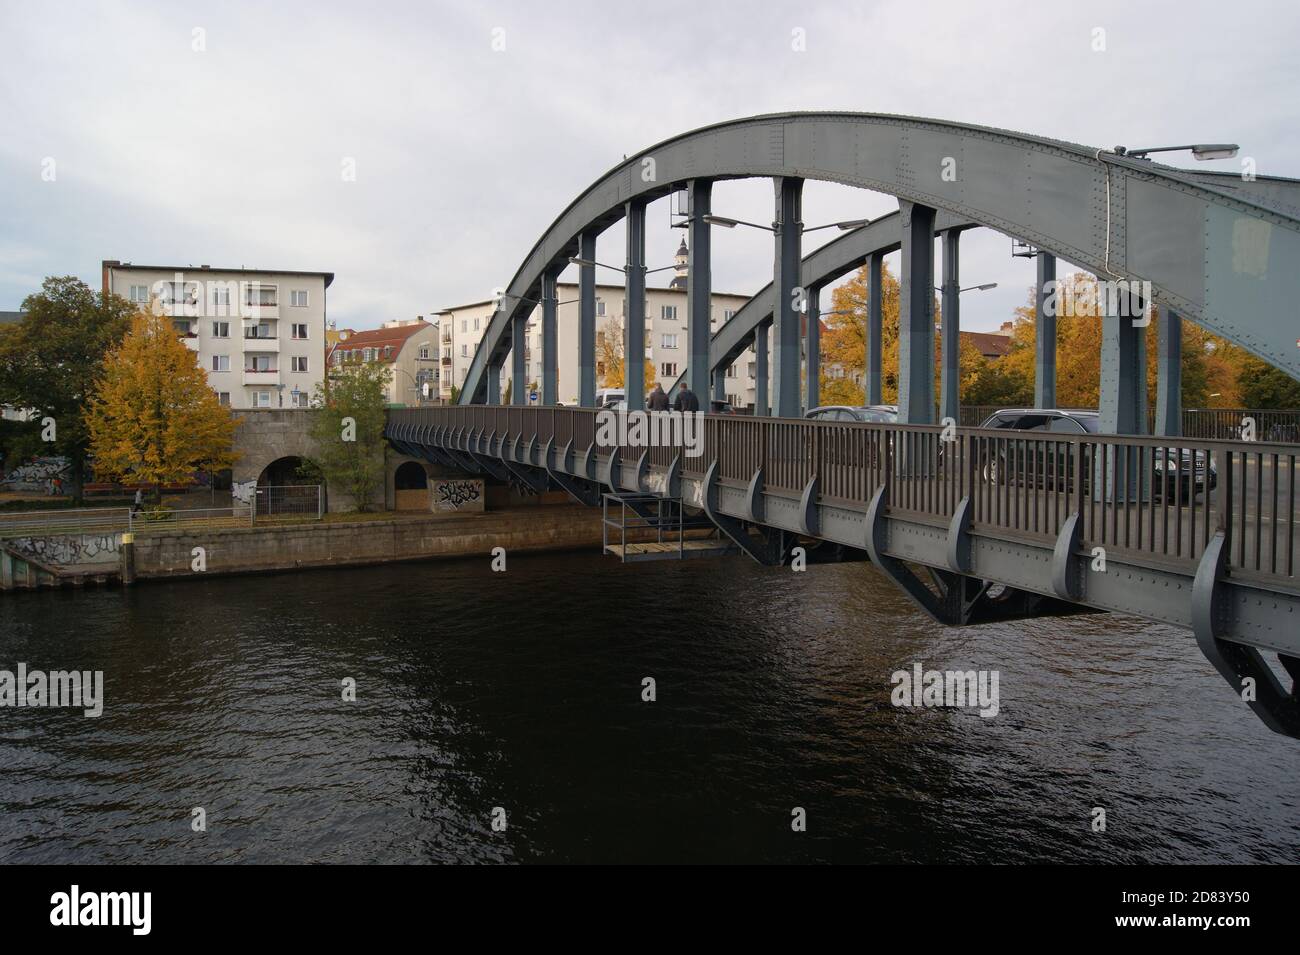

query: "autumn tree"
(308, 360), (390, 511)
(86, 310), (238, 495)
(596, 318), (654, 393)
(0, 277), (135, 500)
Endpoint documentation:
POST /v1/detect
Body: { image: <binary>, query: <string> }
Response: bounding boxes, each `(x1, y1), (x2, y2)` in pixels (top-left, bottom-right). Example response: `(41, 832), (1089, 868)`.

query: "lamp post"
(1113, 143), (1239, 161)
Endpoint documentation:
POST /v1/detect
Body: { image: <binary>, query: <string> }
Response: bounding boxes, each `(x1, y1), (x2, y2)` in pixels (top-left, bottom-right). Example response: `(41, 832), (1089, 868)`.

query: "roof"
(327, 320), (433, 362)
(102, 260), (334, 288)
(961, 329), (1014, 358)
(0, 311), (24, 325)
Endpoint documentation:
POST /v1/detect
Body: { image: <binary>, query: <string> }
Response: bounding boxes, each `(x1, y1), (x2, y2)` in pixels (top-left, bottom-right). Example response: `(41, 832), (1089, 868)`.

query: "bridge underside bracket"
(1193, 530), (1300, 739)
(702, 461), (791, 565)
(467, 450), (508, 481)
(544, 439), (602, 506)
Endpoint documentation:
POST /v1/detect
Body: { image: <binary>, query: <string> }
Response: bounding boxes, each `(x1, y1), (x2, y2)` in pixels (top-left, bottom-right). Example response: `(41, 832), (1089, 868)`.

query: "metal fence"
(253, 484), (324, 519)
(0, 507), (133, 540)
(390, 406), (1299, 587)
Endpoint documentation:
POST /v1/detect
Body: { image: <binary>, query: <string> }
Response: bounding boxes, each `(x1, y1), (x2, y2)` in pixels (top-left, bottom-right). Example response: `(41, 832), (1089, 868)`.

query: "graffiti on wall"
(434, 479), (483, 511)
(232, 480), (257, 504)
(7, 533), (121, 566)
(2, 456), (70, 492)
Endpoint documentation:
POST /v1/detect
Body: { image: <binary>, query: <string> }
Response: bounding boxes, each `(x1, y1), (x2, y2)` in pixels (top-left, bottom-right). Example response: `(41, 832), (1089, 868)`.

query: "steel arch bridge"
(391, 113), (1300, 740)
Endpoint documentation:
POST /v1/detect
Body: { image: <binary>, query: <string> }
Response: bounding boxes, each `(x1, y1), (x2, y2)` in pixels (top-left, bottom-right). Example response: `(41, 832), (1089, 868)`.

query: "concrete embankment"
(1, 507), (607, 590)
(129, 507), (605, 581)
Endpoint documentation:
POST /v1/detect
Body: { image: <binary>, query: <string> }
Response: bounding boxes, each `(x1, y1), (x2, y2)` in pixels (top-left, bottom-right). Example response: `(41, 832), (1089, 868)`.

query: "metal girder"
(1034, 252), (1057, 408)
(578, 232), (597, 407)
(898, 201), (937, 424)
(456, 112), (1300, 409)
(686, 179), (712, 402)
(772, 176), (803, 418)
(625, 198), (647, 412)
(939, 228), (960, 424)
(1156, 306), (1183, 436)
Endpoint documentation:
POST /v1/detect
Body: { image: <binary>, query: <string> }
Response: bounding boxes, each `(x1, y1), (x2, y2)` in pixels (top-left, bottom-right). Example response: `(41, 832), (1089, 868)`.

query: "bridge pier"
(1156, 306), (1182, 436)
(578, 231), (597, 407)
(940, 228), (960, 423)
(867, 250), (884, 406)
(754, 320), (770, 416)
(687, 179), (713, 403)
(898, 201), (937, 424)
(541, 266), (559, 405)
(805, 283), (820, 411)
(625, 197), (648, 411)
(772, 176), (803, 418)
(1034, 251), (1057, 408)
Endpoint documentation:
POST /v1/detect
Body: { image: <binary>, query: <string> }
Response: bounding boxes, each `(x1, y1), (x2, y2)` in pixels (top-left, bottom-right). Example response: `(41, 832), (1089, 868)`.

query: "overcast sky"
(3, 0), (1298, 332)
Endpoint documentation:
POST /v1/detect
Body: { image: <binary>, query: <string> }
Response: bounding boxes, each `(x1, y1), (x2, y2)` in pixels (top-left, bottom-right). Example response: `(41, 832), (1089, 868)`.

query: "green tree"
(1236, 353), (1300, 408)
(86, 310), (238, 496)
(0, 277), (135, 500)
(309, 361), (390, 512)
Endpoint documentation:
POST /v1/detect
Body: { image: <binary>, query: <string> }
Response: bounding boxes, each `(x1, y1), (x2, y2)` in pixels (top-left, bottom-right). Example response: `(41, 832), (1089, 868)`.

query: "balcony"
(240, 300), (279, 320)
(241, 336), (280, 353)
(243, 368), (280, 386)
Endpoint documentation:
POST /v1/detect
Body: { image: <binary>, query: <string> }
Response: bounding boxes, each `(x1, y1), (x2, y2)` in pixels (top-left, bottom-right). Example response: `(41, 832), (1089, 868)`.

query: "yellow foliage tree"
(86, 310), (239, 491)
(596, 319), (654, 391)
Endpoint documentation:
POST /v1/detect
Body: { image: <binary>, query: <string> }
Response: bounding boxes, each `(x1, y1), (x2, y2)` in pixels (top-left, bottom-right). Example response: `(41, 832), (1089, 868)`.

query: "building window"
(474, 317), (481, 331)
(661, 334), (678, 349)
(461, 319), (468, 333)
(726, 365), (737, 378)
(597, 361), (606, 377)
(211, 355), (230, 372)
(217, 392), (230, 406)
(291, 323), (308, 339)
(418, 344), (430, 359)
(724, 309), (736, 321)
(661, 305), (677, 321)
(247, 355), (273, 372)
(361, 348), (373, 361)
(211, 321), (230, 338)
(244, 322), (273, 339)
(596, 299), (606, 317)
(383, 346), (393, 359)
(660, 362), (677, 377)
(748, 362), (756, 378)
(460, 344), (468, 357)
(292, 392), (309, 408)
(253, 391), (271, 408)
(128, 284), (149, 303)
(290, 290), (309, 307)
(292, 356), (309, 372)
(212, 287), (232, 310)
(245, 284), (277, 307)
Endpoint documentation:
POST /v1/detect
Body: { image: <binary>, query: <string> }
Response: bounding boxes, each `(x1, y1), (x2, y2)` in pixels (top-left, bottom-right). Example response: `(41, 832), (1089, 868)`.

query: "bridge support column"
(1156, 306), (1182, 436)
(805, 284), (820, 412)
(687, 179), (712, 403)
(1098, 284), (1144, 499)
(510, 310), (527, 406)
(487, 360), (501, 405)
(625, 198), (647, 411)
(772, 176), (803, 418)
(867, 250), (884, 406)
(753, 320), (770, 416)
(541, 267), (559, 405)
(898, 201), (937, 424)
(1034, 251), (1057, 408)
(940, 229), (960, 423)
(578, 231), (597, 407)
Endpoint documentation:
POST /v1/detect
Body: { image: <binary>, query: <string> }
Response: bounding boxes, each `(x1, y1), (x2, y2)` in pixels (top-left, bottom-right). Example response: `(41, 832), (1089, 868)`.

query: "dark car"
(804, 404), (899, 423)
(709, 399), (736, 415)
(976, 408), (1217, 498)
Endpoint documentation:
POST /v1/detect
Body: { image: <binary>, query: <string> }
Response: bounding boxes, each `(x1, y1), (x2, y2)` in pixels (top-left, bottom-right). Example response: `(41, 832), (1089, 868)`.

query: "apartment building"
(326, 318), (440, 406)
(102, 261), (332, 410)
(437, 239), (769, 407)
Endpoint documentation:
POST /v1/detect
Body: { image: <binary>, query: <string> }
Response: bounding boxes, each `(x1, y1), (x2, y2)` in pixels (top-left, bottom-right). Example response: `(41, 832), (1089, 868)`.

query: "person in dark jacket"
(646, 383), (670, 411)
(673, 384), (700, 413)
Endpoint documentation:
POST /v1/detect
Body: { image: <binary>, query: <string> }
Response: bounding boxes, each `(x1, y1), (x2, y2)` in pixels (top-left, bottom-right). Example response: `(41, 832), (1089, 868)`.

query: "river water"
(1, 550), (1296, 864)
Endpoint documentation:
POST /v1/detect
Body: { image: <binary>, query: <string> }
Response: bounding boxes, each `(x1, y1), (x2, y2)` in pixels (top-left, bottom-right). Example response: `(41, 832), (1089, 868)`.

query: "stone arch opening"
(394, 461), (428, 490)
(257, 455), (311, 487)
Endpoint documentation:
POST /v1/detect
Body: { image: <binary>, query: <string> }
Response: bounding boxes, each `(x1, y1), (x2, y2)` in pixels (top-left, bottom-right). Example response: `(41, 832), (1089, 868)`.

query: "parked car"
(804, 404), (899, 423)
(594, 388), (625, 409)
(975, 408), (1217, 498)
(709, 399), (736, 415)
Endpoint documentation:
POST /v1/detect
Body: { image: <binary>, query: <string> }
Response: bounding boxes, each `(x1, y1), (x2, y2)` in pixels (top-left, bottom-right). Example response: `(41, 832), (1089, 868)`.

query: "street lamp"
(935, 283), (999, 293)
(701, 214), (871, 233)
(1114, 143), (1239, 161)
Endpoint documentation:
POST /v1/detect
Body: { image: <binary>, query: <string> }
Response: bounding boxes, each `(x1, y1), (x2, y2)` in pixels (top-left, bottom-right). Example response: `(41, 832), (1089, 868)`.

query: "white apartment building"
(438, 239), (765, 407)
(102, 261), (333, 410)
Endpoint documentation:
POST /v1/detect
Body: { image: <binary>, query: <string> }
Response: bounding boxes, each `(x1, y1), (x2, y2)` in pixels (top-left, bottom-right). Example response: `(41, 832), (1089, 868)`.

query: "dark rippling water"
(1, 549), (1297, 864)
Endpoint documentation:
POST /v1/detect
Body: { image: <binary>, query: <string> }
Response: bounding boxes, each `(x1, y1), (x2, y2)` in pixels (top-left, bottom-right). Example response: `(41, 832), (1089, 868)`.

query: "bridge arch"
(461, 111), (1300, 413)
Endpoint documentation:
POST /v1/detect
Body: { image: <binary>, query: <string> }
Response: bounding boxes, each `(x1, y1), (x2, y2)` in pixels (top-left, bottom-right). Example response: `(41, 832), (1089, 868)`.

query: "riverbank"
(2, 506), (608, 590)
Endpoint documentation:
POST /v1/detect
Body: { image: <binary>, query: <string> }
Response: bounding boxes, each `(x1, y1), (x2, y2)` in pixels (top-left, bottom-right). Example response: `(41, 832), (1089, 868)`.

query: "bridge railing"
(389, 407), (1298, 587)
